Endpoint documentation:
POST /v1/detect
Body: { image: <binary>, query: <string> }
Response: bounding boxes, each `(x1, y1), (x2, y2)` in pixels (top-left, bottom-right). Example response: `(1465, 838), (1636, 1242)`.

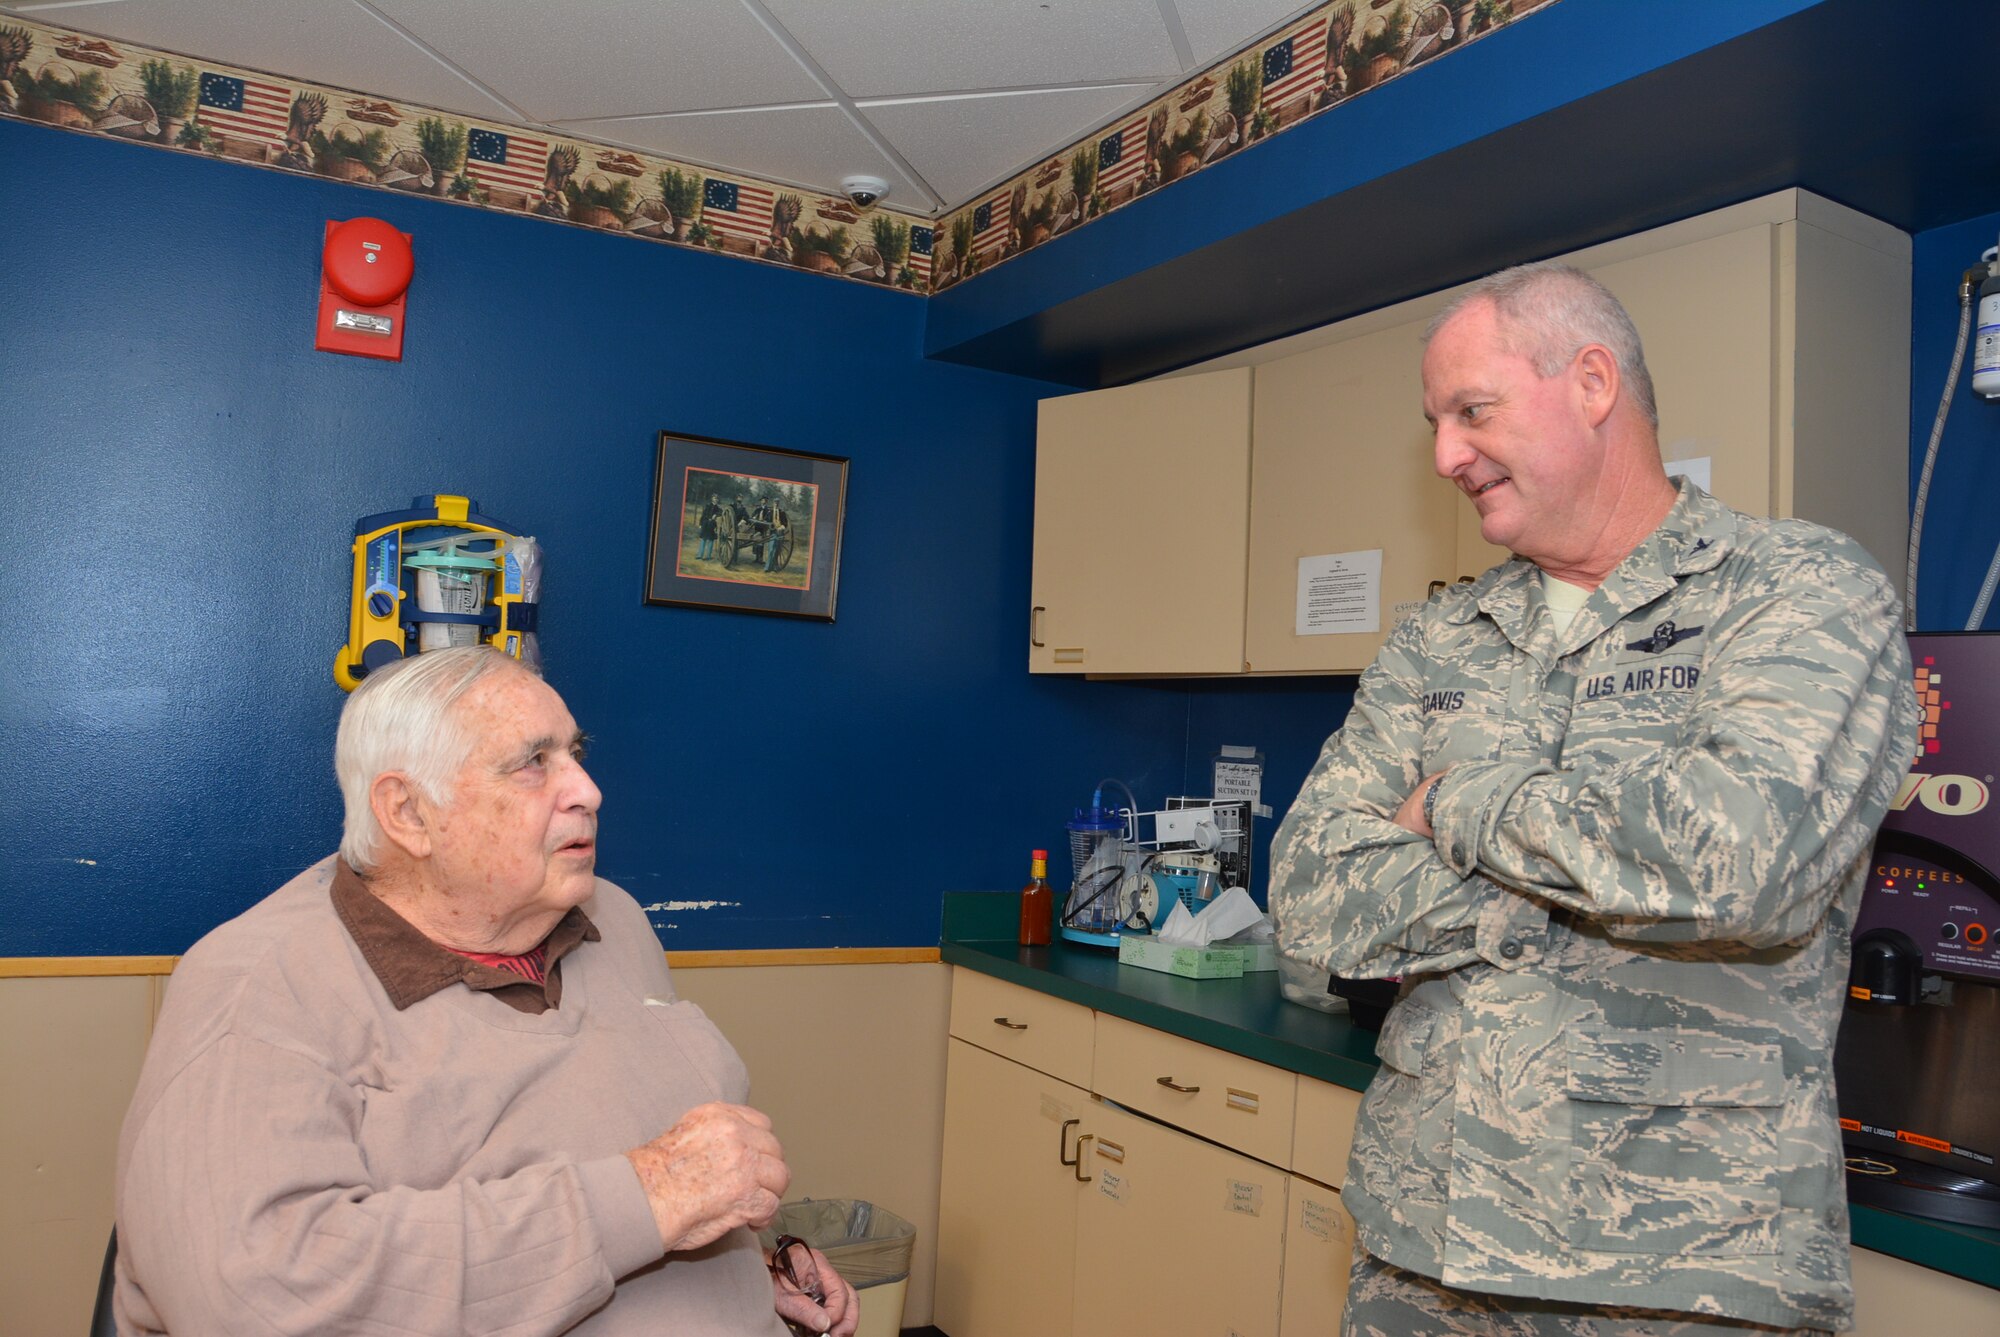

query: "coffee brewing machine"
(1836, 633), (2000, 1227)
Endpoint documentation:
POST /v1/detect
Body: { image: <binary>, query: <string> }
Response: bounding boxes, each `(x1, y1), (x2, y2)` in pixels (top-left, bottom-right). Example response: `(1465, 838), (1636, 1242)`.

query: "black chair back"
(89, 1228), (116, 1337)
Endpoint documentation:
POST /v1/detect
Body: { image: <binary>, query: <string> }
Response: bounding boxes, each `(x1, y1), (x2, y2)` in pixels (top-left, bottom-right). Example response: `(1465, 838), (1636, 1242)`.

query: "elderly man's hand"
(771, 1245), (860, 1336)
(626, 1102), (791, 1253)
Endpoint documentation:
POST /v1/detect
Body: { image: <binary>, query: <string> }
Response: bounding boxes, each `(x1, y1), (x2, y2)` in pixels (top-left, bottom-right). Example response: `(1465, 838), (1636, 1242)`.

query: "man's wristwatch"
(1422, 775), (1442, 831)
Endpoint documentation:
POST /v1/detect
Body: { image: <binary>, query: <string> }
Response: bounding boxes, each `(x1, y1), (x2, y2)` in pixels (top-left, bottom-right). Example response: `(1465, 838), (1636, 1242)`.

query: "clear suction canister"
(1062, 798), (1130, 945)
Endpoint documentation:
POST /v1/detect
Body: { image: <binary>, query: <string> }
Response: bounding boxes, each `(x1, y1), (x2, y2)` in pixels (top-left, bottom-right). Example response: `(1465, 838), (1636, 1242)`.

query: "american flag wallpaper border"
(926, 0), (1558, 292)
(0, 14), (935, 292)
(0, 3), (1555, 296)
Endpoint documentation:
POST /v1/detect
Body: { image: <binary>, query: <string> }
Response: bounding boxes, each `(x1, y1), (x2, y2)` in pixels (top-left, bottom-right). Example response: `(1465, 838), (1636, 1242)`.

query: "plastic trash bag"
(759, 1199), (916, 1289)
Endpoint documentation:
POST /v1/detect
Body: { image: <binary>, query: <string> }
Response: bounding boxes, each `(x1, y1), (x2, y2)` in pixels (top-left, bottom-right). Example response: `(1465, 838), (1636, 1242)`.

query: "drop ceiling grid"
(1, 0), (1330, 214)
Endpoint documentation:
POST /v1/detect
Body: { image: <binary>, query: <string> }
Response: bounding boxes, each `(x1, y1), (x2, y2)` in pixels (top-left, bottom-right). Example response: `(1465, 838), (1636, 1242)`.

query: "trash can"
(762, 1199), (916, 1337)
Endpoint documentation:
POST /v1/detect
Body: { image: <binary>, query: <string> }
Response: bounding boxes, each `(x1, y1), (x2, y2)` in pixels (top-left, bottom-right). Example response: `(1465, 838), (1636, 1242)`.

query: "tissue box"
(1235, 942), (1278, 973)
(1117, 933), (1246, 979)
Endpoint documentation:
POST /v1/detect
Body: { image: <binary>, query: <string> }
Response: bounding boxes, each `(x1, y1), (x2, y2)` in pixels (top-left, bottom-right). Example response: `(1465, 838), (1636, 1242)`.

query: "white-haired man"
(1271, 262), (1918, 1334)
(114, 647), (857, 1336)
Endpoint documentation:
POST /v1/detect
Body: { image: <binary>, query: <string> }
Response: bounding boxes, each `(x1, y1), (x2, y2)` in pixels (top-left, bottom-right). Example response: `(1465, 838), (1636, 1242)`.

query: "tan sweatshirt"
(114, 857), (788, 1336)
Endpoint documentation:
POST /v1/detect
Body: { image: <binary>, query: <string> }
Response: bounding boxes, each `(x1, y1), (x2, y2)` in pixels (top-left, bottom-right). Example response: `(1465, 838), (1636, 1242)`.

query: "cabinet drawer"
(1092, 1012), (1296, 1166)
(949, 969), (1093, 1087)
(1292, 1076), (1365, 1189)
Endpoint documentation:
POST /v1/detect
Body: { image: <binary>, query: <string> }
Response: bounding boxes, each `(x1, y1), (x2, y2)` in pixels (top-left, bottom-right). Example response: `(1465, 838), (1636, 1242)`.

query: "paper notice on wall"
(1665, 455), (1712, 492)
(1213, 749), (1262, 810)
(1296, 549), (1382, 636)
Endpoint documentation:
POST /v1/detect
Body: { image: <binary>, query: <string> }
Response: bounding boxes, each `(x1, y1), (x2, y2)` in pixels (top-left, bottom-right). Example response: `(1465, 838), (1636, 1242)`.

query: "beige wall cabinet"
(1071, 1096), (1289, 1337)
(933, 970), (2000, 1334)
(1029, 367), (1253, 674)
(934, 1038), (1089, 1337)
(935, 970), (1357, 1336)
(1849, 1236), (2000, 1335)
(935, 972), (1095, 1337)
(1278, 1175), (1358, 1337)
(1032, 191), (1910, 677)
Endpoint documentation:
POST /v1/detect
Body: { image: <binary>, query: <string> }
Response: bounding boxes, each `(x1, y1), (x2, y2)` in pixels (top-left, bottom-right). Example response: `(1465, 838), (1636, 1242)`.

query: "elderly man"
(1270, 262), (1918, 1334)
(114, 647), (858, 1336)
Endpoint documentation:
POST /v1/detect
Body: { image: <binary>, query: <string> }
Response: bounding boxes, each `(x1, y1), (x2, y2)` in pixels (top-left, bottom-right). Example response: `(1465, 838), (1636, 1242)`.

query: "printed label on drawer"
(1299, 1195), (1337, 1240)
(1226, 1179), (1263, 1217)
(1038, 1094), (1075, 1122)
(1099, 1169), (1127, 1203)
(1225, 1086), (1260, 1113)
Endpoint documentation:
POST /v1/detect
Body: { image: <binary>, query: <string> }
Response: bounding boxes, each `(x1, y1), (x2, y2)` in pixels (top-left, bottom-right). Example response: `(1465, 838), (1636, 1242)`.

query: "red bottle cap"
(1032, 849), (1047, 859)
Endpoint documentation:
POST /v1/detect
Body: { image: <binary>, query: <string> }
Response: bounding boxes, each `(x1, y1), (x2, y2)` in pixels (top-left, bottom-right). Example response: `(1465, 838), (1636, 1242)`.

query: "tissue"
(1156, 886), (1267, 946)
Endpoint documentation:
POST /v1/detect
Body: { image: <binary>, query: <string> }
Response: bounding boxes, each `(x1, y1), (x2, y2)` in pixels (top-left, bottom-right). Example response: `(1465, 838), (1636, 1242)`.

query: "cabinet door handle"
(1059, 1117), (1081, 1166)
(1428, 579), (1447, 597)
(1073, 1133), (1095, 1182)
(1031, 605), (1046, 648)
(993, 1017), (1028, 1031)
(1156, 1076), (1200, 1093)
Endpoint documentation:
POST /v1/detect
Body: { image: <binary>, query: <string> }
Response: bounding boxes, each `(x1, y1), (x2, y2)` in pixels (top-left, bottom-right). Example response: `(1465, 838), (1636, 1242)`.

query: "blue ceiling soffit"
(923, 0), (2000, 388)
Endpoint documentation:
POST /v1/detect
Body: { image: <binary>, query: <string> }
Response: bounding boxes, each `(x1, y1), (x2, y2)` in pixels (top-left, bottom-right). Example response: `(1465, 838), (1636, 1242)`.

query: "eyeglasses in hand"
(771, 1233), (828, 1327)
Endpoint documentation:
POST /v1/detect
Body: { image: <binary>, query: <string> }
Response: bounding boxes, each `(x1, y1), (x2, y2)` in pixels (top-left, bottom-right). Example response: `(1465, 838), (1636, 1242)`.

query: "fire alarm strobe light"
(316, 217), (413, 360)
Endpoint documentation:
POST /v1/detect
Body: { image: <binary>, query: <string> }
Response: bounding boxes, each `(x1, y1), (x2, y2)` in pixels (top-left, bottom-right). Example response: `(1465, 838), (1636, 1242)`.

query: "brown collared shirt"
(331, 860), (600, 1014)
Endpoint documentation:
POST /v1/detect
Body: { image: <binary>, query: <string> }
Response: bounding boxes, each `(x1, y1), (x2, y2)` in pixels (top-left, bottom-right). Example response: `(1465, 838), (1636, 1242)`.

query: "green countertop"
(941, 892), (2000, 1294)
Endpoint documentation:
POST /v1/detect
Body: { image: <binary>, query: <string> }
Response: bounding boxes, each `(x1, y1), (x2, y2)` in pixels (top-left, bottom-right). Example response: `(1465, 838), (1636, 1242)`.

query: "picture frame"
(644, 431), (848, 621)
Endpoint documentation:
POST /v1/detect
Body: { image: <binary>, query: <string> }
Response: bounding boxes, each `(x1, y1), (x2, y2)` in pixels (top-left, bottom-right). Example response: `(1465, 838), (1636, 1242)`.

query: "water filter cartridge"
(1974, 273), (2000, 399)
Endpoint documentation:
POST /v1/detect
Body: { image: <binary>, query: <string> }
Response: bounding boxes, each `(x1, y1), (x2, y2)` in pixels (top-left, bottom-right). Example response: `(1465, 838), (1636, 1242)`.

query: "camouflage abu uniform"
(1269, 482), (1918, 1330)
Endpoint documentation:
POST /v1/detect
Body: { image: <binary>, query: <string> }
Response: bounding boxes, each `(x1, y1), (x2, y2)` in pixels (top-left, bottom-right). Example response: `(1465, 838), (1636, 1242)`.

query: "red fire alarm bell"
(316, 217), (413, 360)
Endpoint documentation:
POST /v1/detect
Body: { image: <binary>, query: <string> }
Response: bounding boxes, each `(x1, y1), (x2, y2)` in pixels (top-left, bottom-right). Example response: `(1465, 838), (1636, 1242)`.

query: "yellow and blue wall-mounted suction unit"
(334, 494), (540, 691)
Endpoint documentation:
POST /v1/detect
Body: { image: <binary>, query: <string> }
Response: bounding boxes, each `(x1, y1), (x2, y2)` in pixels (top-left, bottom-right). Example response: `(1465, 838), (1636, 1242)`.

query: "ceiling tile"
(861, 84), (1151, 206)
(371, 0), (825, 122)
(6, 0), (520, 122)
(556, 103), (928, 209)
(761, 0), (1182, 98)
(8, 0), (1375, 225)
(1171, 0), (1323, 68)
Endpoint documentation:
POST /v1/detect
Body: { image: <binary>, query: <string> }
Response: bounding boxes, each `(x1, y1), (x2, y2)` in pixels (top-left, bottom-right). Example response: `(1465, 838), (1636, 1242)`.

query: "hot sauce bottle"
(1019, 848), (1053, 947)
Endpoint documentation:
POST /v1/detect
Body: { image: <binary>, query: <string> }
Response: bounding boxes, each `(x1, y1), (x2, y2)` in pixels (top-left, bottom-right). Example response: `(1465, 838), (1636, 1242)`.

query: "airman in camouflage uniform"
(1269, 262), (1918, 1334)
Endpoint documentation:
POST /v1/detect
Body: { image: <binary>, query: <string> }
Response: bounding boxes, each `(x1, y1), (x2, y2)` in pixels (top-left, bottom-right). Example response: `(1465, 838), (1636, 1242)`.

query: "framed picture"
(644, 431), (849, 621)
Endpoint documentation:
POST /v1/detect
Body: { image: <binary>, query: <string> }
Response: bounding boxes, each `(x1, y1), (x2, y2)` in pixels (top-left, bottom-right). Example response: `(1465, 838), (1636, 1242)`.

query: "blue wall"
(18, 92), (1997, 959)
(1909, 210), (2000, 633)
(1, 117), (1344, 956)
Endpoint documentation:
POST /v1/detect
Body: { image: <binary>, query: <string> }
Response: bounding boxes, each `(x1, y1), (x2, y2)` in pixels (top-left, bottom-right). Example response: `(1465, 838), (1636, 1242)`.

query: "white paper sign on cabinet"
(1296, 549), (1382, 636)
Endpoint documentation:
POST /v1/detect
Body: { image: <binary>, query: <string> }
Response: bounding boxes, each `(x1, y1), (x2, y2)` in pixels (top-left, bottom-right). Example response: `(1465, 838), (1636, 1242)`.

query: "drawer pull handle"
(1226, 1087), (1260, 1113)
(1095, 1138), (1125, 1164)
(1073, 1134), (1095, 1182)
(1059, 1117), (1081, 1167)
(993, 1017), (1029, 1030)
(1157, 1076), (1200, 1094)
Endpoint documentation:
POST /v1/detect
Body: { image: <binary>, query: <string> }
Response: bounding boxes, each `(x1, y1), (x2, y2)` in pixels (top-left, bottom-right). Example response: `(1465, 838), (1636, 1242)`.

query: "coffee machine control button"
(1941, 922), (1960, 940)
(1967, 923), (1989, 947)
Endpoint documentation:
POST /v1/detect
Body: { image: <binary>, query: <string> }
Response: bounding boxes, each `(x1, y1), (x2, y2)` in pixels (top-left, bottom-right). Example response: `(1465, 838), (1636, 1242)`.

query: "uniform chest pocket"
(1419, 707), (1507, 773)
(1563, 653), (1704, 766)
(1564, 1028), (1785, 1257)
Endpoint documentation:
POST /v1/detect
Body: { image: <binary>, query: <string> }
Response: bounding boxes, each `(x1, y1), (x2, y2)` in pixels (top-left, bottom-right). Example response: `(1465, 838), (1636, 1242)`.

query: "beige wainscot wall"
(0, 952), (949, 1336)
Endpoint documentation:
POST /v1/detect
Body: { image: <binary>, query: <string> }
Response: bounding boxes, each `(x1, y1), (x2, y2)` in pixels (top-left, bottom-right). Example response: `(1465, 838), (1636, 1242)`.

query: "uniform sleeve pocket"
(1563, 1028), (1785, 1257)
(1373, 1003), (1435, 1077)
